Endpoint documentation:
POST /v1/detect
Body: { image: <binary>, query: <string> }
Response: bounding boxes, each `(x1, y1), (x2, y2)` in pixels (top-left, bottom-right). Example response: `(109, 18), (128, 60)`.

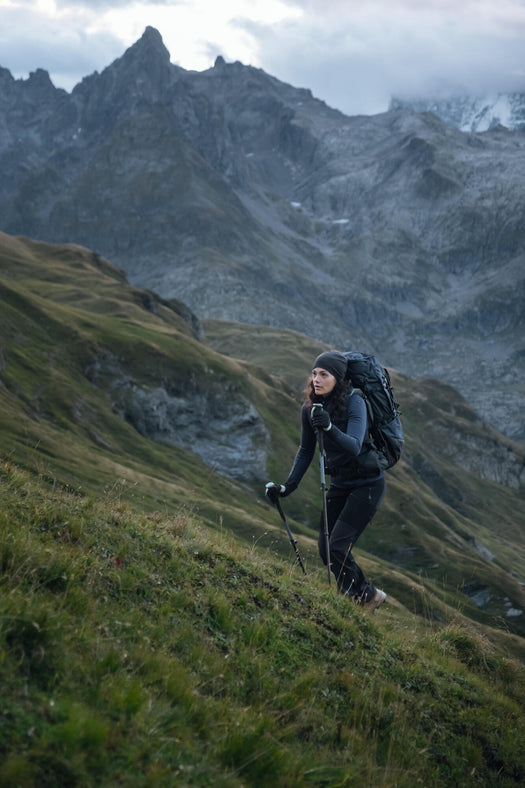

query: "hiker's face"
(312, 367), (337, 397)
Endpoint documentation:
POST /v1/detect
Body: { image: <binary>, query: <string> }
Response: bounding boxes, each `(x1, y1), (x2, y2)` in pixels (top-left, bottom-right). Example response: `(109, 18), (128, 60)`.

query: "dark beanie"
(313, 351), (348, 382)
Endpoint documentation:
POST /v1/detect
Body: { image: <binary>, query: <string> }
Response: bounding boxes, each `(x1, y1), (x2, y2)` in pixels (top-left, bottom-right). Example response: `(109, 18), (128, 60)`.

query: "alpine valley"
(0, 26), (524, 446)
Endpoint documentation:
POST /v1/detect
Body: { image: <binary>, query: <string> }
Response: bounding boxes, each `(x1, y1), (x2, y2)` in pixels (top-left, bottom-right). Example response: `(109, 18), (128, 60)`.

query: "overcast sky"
(1, 0), (524, 116)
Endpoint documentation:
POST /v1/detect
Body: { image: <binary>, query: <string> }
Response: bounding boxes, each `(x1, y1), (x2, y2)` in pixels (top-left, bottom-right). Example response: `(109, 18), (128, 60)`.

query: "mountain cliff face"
(0, 27), (524, 442)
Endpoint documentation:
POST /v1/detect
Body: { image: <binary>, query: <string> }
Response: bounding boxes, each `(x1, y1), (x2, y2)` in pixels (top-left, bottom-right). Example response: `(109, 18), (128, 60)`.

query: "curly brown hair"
(303, 377), (352, 423)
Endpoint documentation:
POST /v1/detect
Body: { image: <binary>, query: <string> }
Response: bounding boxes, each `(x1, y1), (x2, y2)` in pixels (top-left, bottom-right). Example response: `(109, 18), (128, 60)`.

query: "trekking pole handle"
(312, 405), (327, 480)
(311, 404), (325, 445)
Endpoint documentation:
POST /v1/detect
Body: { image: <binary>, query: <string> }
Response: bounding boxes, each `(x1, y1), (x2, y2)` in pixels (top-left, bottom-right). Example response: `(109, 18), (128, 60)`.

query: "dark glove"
(311, 406), (332, 431)
(265, 482), (292, 503)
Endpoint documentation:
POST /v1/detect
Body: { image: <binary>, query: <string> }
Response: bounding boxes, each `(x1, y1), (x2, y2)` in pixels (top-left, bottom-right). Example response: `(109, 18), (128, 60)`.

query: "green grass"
(1, 459), (525, 787)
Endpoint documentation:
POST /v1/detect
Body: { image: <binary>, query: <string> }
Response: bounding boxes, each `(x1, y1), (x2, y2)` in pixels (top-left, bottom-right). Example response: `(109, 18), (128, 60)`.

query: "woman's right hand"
(265, 482), (287, 503)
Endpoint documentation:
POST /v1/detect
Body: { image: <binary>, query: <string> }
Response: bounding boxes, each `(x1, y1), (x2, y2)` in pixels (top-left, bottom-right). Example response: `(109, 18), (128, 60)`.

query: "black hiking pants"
(318, 477), (386, 602)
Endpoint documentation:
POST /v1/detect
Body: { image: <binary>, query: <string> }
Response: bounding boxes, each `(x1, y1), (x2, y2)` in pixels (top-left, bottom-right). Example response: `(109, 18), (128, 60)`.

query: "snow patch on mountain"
(390, 92), (525, 132)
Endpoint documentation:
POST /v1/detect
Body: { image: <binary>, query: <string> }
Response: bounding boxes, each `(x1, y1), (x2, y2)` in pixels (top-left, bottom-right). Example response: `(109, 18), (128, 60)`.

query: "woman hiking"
(266, 350), (386, 611)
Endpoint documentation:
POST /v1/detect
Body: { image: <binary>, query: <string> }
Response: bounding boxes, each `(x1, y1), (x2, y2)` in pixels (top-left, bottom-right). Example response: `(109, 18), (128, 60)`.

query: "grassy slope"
(0, 234), (302, 535)
(1, 233), (525, 784)
(1, 460), (524, 788)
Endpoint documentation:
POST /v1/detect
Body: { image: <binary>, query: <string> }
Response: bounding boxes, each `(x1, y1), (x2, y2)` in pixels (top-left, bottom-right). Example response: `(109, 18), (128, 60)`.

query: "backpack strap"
(349, 387), (374, 425)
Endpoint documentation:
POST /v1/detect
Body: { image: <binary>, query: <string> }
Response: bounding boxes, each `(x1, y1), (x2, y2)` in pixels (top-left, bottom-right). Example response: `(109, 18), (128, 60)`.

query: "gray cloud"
(1, 0), (524, 111)
(54, 0), (181, 6)
(0, 5), (124, 89)
(238, 3), (525, 115)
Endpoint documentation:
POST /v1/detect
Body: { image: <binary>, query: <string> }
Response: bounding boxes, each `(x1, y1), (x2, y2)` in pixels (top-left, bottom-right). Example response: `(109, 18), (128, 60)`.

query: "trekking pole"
(312, 404), (332, 586)
(274, 498), (307, 575)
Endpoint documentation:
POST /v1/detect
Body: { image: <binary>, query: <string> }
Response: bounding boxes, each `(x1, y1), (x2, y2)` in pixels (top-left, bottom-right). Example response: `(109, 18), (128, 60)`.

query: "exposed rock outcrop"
(114, 382), (269, 481)
(85, 348), (269, 482)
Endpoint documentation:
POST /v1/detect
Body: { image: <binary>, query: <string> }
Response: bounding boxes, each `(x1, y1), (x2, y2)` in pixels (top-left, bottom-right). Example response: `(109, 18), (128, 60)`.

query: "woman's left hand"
(311, 407), (332, 431)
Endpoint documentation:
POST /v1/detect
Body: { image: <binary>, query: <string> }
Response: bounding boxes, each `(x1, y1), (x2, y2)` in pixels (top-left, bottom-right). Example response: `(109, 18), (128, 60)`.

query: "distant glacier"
(390, 91), (525, 132)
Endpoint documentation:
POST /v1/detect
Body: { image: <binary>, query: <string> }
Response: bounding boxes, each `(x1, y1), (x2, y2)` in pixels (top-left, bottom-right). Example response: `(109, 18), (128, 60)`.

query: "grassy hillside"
(1, 460), (524, 787)
(1, 232), (525, 784)
(0, 233), (302, 533)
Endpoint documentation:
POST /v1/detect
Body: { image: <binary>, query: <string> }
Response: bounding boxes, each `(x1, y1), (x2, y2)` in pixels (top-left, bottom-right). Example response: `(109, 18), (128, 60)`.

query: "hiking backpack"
(343, 351), (404, 471)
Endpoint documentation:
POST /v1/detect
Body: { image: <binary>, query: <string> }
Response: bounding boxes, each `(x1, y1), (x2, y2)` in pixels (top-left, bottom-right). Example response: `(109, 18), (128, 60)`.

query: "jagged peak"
(71, 27), (173, 99)
(123, 26), (171, 65)
(0, 66), (15, 85)
(26, 68), (54, 88)
(141, 26), (166, 48)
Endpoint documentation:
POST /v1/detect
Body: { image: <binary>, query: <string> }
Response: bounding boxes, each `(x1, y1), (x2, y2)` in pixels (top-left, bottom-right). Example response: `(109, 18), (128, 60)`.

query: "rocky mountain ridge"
(0, 27), (524, 441)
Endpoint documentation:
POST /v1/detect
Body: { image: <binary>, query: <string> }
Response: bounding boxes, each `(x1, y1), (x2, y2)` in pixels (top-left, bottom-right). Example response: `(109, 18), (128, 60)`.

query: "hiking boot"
(359, 588), (386, 612)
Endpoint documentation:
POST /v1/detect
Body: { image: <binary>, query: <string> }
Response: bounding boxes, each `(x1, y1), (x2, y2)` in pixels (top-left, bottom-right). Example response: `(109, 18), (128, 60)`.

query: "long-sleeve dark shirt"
(285, 392), (383, 491)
